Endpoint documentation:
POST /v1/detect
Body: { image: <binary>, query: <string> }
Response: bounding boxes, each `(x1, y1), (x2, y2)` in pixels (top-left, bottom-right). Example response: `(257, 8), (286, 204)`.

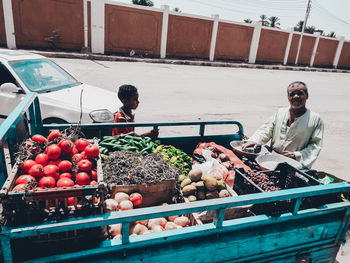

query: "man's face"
(287, 84), (308, 110)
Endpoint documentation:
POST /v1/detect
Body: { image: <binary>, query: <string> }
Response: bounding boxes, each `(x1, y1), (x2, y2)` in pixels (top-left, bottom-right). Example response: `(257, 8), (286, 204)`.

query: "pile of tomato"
(13, 130), (100, 192)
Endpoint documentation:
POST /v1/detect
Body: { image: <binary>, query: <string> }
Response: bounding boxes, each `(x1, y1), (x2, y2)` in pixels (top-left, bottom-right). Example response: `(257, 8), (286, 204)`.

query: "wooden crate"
(184, 185), (251, 224)
(110, 179), (176, 208)
(0, 140), (106, 226)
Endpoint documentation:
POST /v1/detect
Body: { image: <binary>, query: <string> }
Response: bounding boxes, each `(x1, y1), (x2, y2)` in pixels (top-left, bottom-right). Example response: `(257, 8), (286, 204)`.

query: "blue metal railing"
(0, 92), (42, 186)
(0, 183), (349, 263)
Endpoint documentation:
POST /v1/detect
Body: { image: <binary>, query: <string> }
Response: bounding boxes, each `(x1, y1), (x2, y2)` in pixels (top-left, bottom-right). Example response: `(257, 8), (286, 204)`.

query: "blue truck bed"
(0, 93), (349, 263)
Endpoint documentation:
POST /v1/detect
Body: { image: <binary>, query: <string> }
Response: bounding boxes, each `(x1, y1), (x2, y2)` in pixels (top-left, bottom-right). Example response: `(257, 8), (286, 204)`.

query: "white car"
(0, 49), (119, 124)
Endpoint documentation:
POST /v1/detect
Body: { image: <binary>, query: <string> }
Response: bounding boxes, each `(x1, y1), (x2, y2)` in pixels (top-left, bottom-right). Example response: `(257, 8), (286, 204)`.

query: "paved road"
(53, 58), (350, 181)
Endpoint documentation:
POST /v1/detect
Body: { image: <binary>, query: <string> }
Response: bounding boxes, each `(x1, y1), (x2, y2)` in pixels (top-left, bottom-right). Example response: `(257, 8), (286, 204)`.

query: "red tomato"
(76, 172), (90, 185)
(43, 165), (60, 180)
(67, 197), (75, 206)
(78, 159), (92, 172)
(35, 153), (49, 166)
(56, 177), (75, 187)
(84, 144), (99, 159)
(32, 134), (47, 144)
(47, 130), (62, 141)
(12, 184), (26, 191)
(45, 144), (61, 160)
(129, 193), (143, 207)
(58, 160), (72, 172)
(71, 147), (79, 156)
(29, 164), (44, 178)
(15, 174), (36, 185)
(72, 153), (86, 164)
(75, 138), (90, 152)
(58, 139), (74, 153)
(59, 172), (72, 179)
(21, 160), (36, 173)
(48, 159), (62, 166)
(90, 170), (98, 181)
(38, 176), (56, 188)
(89, 180), (98, 185)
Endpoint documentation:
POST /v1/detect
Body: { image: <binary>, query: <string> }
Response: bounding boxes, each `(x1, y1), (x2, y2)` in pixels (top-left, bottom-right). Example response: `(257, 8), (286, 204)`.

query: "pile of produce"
(248, 171), (281, 192)
(12, 129), (99, 191)
(193, 142), (252, 188)
(154, 144), (192, 173)
(99, 134), (193, 175)
(102, 151), (178, 186)
(99, 133), (156, 157)
(105, 194), (190, 238)
(179, 169), (230, 202)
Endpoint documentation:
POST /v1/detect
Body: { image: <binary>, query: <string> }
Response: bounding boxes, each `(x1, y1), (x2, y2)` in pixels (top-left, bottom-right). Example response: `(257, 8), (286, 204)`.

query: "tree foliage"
(132, 0), (154, 7)
(268, 16), (280, 28)
(244, 18), (253, 23)
(259, 14), (269, 26)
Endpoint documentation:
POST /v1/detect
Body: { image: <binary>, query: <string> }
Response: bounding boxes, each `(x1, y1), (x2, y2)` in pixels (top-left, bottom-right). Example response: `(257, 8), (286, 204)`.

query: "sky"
(114, 0), (350, 39)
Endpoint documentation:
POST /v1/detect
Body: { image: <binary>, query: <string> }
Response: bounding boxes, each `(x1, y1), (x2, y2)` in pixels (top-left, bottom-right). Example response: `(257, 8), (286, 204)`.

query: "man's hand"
(241, 141), (258, 151)
(282, 151), (296, 159)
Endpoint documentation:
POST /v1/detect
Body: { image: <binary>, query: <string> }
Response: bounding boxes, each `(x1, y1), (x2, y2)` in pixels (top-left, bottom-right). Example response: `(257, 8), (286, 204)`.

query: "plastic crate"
(233, 163), (342, 216)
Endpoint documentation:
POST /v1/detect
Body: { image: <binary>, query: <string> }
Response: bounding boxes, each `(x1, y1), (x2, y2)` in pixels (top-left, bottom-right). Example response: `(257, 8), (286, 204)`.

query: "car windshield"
(9, 59), (79, 92)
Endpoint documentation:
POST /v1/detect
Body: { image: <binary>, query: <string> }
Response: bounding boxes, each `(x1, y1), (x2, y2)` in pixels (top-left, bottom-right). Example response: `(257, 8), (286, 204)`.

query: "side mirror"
(0, 83), (22, 93)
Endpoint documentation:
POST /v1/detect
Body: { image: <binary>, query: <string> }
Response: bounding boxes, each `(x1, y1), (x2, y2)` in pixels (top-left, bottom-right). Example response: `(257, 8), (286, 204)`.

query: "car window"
(0, 63), (17, 86)
(8, 59), (79, 92)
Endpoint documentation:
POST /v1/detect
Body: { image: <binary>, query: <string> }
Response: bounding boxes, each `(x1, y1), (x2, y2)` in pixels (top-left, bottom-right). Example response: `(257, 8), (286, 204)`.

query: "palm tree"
(327, 31), (336, 38)
(305, 26), (315, 34)
(259, 14), (269, 26)
(173, 7), (181, 12)
(294, 20), (304, 32)
(244, 18), (253, 24)
(268, 16), (280, 28)
(132, 0), (154, 7)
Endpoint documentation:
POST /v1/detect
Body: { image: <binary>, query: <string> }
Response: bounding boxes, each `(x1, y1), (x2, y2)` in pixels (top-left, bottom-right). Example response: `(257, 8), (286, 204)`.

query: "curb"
(30, 50), (350, 74)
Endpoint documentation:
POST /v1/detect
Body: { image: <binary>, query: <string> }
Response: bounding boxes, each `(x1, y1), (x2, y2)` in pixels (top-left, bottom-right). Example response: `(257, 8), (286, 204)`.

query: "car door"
(0, 62), (26, 123)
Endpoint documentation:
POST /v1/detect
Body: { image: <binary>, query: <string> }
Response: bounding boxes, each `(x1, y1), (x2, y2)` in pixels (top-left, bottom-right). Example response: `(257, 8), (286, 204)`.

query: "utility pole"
(295, 0), (312, 65)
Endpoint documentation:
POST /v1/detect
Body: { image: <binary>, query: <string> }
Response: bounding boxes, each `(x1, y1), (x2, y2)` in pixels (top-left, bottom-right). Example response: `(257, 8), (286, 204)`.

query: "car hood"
(38, 84), (119, 114)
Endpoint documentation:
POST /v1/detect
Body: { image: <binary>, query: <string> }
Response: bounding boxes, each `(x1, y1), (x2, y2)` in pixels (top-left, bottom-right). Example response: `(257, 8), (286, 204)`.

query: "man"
(242, 81), (324, 168)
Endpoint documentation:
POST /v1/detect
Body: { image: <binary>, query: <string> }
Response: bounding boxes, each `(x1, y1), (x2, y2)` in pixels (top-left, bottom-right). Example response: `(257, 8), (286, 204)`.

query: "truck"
(0, 92), (349, 263)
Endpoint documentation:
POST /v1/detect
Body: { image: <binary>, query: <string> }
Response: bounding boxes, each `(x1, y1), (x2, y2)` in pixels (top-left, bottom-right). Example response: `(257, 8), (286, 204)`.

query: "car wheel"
(43, 117), (68, 124)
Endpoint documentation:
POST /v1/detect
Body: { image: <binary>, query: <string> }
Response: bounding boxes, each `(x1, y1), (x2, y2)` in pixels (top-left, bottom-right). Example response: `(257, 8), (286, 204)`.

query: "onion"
(167, 215), (179, 222)
(132, 224), (148, 235)
(135, 219), (148, 226)
(114, 192), (129, 203)
(104, 199), (119, 212)
(118, 200), (133, 210)
(113, 234), (122, 239)
(151, 225), (164, 232)
(174, 216), (189, 227)
(165, 222), (179, 230)
(148, 217), (167, 229)
(109, 223), (122, 236)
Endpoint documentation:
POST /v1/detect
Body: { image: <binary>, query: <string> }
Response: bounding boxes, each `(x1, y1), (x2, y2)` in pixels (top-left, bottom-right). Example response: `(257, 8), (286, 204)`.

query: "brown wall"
(313, 38), (338, 67)
(256, 29), (289, 63)
(338, 42), (350, 68)
(167, 15), (212, 58)
(0, 1), (6, 46)
(105, 5), (162, 56)
(287, 34), (315, 65)
(214, 22), (253, 61)
(12, 0), (84, 50)
(297, 35), (316, 65)
(287, 34), (300, 64)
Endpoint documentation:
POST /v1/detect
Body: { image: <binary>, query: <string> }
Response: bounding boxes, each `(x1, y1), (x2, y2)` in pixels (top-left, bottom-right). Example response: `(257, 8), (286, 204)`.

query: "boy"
(113, 84), (159, 139)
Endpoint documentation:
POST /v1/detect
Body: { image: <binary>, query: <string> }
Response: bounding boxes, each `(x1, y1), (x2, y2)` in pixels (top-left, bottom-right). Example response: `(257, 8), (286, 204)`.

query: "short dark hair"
(287, 81), (308, 95)
(118, 84), (138, 101)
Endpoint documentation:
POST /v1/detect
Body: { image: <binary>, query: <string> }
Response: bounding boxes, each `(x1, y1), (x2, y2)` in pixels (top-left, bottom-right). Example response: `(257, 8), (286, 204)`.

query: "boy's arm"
(139, 128), (159, 140)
